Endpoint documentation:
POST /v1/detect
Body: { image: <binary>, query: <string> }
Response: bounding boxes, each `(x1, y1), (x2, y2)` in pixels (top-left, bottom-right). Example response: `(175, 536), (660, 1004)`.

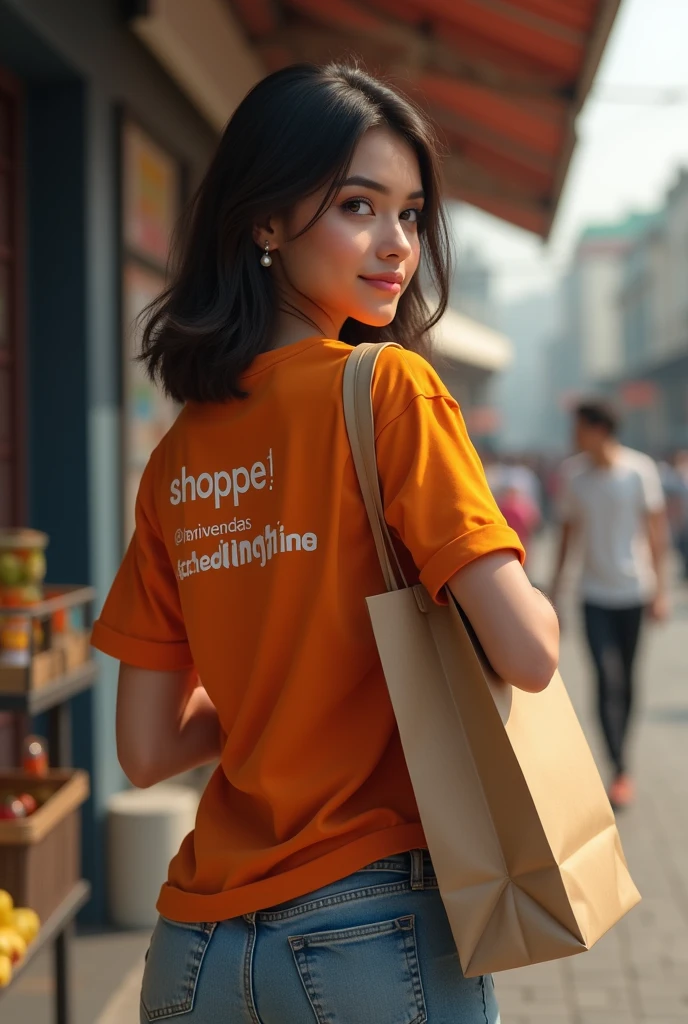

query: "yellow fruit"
(0, 928), (26, 964)
(12, 908), (40, 945)
(0, 891), (13, 928)
(0, 953), (12, 987)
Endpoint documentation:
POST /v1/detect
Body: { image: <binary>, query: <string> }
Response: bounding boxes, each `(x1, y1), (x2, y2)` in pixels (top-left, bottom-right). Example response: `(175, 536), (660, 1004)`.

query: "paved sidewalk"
(3, 547), (688, 1022)
(494, 544), (688, 1022)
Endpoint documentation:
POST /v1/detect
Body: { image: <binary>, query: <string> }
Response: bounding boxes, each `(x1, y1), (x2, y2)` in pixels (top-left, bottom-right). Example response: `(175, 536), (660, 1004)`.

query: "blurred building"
(450, 243), (495, 328)
(0, 0), (622, 921)
(491, 290), (560, 454)
(549, 172), (688, 455)
(541, 212), (660, 453)
(611, 171), (688, 453)
(442, 242), (511, 439)
(535, 176), (688, 456)
(434, 307), (513, 415)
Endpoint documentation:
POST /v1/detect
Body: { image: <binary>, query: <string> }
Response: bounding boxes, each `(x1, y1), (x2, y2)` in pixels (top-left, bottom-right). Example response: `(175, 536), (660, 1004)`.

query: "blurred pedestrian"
(550, 400), (669, 810)
(497, 484), (541, 555)
(485, 453), (542, 511)
(90, 64), (557, 1023)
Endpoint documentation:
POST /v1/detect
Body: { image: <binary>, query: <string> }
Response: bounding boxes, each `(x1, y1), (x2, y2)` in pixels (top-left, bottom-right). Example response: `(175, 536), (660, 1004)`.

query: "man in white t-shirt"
(550, 400), (669, 809)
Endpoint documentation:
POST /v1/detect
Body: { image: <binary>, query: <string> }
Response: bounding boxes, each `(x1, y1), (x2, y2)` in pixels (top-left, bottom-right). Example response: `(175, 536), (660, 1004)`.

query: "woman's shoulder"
(372, 343), (452, 421)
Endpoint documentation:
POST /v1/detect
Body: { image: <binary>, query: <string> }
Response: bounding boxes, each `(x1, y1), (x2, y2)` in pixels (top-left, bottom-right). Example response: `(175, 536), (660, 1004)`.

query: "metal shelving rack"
(0, 585), (96, 1023)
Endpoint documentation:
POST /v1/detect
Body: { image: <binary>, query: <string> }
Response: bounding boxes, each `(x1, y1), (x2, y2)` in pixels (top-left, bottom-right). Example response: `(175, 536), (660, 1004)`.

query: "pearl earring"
(260, 241), (272, 267)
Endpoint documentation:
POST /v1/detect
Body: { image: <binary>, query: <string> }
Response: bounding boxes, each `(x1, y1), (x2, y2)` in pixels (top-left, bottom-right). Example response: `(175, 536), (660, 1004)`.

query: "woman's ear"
(252, 219), (278, 251)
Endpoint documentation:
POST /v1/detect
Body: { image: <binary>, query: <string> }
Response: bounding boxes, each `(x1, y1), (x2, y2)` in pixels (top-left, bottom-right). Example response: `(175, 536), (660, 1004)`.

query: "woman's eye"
(401, 208), (422, 223)
(343, 198), (374, 215)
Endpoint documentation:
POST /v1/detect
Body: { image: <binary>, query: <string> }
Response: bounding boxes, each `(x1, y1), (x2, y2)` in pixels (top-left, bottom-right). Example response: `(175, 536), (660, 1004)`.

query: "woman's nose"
(378, 219), (413, 261)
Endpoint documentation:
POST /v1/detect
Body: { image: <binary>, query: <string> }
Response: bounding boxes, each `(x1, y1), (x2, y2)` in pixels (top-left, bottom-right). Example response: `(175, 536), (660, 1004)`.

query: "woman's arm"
(448, 551), (559, 694)
(116, 664), (223, 788)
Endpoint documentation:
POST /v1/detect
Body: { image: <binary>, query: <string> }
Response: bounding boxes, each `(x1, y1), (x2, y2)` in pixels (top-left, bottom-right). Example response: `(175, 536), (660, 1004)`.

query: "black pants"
(582, 602), (645, 775)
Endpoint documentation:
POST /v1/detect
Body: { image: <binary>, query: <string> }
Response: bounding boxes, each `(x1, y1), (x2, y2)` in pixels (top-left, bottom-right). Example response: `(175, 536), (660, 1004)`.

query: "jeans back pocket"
(141, 917), (216, 1021)
(289, 914), (427, 1024)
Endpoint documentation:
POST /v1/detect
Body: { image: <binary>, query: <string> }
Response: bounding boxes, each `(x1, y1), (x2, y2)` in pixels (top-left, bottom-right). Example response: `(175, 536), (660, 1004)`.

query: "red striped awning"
(227, 0), (621, 237)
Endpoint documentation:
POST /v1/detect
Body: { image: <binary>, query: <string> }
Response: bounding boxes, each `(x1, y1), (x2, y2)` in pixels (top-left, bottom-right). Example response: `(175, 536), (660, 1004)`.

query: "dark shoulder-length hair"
(140, 61), (452, 403)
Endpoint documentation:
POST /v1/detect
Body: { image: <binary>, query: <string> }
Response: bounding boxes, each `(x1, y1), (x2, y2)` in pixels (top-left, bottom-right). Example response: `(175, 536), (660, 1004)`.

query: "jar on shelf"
(22, 735), (49, 776)
(0, 529), (49, 603)
(0, 530), (49, 665)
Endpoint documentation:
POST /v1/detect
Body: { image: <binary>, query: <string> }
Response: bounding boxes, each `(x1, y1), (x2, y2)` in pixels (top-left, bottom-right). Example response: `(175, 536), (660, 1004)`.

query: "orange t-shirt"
(92, 337), (524, 923)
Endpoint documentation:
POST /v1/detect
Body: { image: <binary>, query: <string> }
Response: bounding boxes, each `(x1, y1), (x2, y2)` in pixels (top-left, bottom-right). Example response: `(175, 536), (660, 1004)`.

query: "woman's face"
(268, 127), (425, 334)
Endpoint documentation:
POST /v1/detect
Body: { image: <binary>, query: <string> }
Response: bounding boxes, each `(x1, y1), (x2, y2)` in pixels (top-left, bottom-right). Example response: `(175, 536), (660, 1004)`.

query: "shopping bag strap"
(342, 343), (408, 594)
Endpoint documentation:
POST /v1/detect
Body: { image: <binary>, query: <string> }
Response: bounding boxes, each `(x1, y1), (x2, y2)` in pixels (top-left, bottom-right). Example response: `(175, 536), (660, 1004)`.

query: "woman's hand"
(116, 664), (223, 788)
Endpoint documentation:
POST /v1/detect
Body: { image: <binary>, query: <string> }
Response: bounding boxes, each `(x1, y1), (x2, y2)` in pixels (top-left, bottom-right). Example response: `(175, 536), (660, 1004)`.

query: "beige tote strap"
(343, 343), (408, 594)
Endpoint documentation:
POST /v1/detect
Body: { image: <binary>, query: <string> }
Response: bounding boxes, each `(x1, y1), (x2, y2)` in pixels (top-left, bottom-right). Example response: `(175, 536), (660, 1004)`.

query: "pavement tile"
(576, 987), (633, 1010)
(496, 991), (569, 1010)
(504, 1009), (572, 1020)
(577, 1017), (641, 1024)
(503, 1019), (574, 1024)
(640, 1019), (688, 1024)
(637, 995), (688, 1016)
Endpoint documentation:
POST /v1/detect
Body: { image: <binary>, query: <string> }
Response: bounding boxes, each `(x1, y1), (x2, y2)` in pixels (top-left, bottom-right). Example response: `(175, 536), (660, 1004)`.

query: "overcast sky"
(450, 0), (688, 303)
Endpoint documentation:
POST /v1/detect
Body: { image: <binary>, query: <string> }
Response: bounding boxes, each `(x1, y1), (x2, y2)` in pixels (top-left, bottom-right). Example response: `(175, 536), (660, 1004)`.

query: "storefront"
(0, 0), (256, 920)
(433, 308), (513, 429)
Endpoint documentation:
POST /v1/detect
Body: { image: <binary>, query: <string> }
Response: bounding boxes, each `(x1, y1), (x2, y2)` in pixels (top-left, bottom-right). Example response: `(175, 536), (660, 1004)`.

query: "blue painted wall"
(1, 0), (217, 922)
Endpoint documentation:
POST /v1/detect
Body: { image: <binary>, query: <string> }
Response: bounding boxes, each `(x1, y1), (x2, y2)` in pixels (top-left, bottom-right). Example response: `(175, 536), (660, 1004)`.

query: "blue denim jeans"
(140, 850), (500, 1023)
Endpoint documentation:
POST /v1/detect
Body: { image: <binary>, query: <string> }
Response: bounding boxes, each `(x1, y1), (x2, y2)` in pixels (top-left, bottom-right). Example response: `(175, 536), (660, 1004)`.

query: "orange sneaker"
(608, 773), (635, 810)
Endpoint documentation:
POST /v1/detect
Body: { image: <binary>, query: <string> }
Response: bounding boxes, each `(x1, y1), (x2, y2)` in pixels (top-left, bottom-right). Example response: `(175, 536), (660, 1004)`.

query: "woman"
(92, 63), (559, 1024)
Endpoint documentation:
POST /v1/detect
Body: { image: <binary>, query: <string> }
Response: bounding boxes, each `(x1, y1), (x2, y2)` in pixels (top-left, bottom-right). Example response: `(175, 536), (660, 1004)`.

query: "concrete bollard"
(107, 784), (198, 929)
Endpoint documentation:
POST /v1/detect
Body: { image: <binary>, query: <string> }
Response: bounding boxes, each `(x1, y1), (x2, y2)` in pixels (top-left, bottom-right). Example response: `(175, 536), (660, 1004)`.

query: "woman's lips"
(359, 277), (402, 294)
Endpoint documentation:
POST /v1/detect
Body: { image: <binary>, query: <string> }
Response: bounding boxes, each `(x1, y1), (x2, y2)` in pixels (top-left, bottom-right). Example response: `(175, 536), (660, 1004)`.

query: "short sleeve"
(372, 351), (524, 603)
(91, 458), (193, 671)
(638, 458), (666, 514)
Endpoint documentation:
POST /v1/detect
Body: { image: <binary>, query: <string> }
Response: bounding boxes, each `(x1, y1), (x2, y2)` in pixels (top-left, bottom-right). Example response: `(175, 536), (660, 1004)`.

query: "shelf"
(0, 585), (96, 619)
(0, 880), (91, 996)
(0, 661), (98, 715)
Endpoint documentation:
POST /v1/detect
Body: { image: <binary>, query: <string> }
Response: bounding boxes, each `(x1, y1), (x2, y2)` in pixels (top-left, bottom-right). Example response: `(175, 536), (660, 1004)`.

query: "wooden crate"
(0, 770), (90, 921)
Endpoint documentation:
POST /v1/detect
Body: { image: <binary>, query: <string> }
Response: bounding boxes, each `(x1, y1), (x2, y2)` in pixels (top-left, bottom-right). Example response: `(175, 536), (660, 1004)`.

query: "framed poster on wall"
(121, 261), (179, 539)
(122, 119), (181, 267)
(120, 116), (184, 542)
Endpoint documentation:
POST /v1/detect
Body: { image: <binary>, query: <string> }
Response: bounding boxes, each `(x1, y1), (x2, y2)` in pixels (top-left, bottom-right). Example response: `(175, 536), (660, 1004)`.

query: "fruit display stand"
(0, 881), (90, 1000)
(0, 586), (96, 1022)
(0, 586), (97, 726)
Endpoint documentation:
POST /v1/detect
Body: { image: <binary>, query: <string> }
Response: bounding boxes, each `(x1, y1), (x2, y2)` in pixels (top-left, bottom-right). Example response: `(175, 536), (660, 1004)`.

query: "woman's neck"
(268, 285), (342, 351)
(268, 316), (328, 351)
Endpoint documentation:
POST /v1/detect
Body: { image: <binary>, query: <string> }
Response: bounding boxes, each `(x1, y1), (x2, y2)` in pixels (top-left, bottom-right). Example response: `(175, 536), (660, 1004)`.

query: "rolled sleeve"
(420, 525), (525, 604)
(91, 620), (193, 671)
(91, 456), (192, 670)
